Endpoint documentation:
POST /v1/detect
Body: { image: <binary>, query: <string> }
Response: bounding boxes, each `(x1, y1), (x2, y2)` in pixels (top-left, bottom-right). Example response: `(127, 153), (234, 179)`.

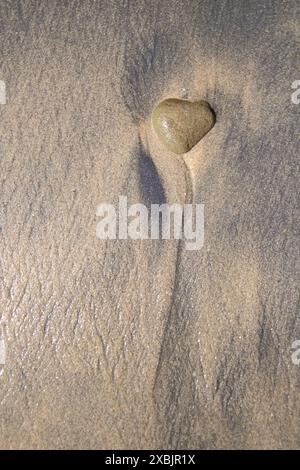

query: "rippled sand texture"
(0, 0), (299, 449)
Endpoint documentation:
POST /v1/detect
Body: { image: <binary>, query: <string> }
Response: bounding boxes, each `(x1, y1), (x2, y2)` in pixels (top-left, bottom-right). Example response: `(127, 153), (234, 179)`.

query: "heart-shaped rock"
(152, 98), (215, 154)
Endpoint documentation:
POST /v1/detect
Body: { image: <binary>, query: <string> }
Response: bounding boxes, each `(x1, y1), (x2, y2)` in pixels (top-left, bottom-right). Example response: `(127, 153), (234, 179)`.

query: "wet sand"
(0, 0), (299, 449)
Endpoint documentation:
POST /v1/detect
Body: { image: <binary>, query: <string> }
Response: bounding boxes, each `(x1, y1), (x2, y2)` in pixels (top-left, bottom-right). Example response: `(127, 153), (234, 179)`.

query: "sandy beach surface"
(0, 0), (299, 449)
